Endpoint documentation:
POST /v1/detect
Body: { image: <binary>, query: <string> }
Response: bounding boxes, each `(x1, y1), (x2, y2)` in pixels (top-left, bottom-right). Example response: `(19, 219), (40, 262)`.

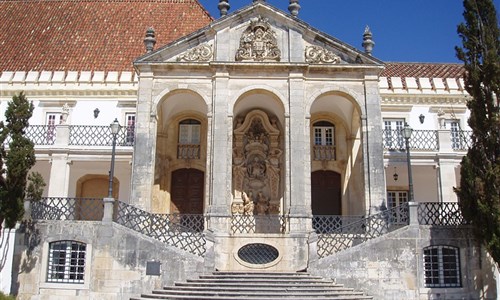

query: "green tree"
(0, 92), (45, 230)
(455, 0), (500, 264)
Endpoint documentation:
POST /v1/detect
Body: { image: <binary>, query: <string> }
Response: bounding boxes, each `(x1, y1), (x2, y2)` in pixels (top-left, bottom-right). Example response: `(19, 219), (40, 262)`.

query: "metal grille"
(418, 202), (468, 226)
(31, 197), (103, 221)
(312, 145), (336, 161)
(237, 243), (279, 265)
(383, 129), (438, 151)
(317, 204), (409, 258)
(47, 240), (86, 283)
(114, 201), (206, 256)
(69, 125), (134, 146)
(231, 215), (287, 234)
(424, 246), (461, 287)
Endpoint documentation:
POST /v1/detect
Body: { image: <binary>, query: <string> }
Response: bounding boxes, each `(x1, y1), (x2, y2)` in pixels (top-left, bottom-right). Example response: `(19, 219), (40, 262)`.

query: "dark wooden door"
(311, 171), (341, 215)
(170, 169), (204, 214)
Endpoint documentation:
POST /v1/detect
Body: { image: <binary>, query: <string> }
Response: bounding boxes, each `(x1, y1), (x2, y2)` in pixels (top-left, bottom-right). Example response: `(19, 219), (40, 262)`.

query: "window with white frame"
(125, 113), (136, 145)
(312, 121), (335, 160)
(47, 240), (86, 283)
(178, 119), (201, 159)
(387, 191), (408, 223)
(423, 245), (461, 288)
(445, 119), (461, 150)
(383, 118), (405, 150)
(46, 113), (62, 143)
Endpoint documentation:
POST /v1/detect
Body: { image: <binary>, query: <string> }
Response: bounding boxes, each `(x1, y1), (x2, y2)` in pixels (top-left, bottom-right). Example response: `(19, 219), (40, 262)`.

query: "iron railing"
(451, 130), (472, 151)
(69, 125), (135, 146)
(114, 201), (206, 256)
(316, 204), (409, 258)
(418, 202), (468, 226)
(230, 215), (287, 234)
(31, 197), (103, 220)
(3, 125), (57, 146)
(312, 215), (365, 234)
(383, 129), (438, 151)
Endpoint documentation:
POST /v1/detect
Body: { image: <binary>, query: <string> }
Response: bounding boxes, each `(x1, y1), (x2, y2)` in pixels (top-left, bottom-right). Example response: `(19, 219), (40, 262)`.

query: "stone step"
(130, 272), (372, 300)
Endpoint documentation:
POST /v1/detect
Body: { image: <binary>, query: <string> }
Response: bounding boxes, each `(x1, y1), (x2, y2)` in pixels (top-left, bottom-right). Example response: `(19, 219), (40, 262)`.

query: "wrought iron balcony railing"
(69, 125), (135, 146)
(418, 202), (468, 226)
(451, 130), (472, 151)
(3, 125), (57, 146)
(383, 129), (438, 151)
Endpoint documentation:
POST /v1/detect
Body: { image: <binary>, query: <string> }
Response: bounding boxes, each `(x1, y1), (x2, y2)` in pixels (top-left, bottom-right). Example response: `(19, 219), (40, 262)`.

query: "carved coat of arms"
(235, 17), (281, 62)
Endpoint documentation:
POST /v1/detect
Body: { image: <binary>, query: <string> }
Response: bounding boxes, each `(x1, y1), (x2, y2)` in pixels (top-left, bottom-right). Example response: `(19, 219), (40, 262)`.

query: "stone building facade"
(0, 1), (497, 299)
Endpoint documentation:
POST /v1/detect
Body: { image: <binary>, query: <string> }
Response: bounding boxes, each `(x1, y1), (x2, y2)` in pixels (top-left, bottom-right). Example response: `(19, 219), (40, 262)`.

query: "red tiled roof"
(0, 0), (212, 73)
(382, 62), (465, 78)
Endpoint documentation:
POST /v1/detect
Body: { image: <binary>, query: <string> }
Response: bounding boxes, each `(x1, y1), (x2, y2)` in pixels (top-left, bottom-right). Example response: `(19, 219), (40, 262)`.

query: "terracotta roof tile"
(382, 62), (464, 79)
(0, 0), (212, 73)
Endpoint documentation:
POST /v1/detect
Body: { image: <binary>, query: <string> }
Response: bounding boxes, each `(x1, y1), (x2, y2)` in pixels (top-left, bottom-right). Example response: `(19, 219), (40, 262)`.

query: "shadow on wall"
(10, 220), (41, 296)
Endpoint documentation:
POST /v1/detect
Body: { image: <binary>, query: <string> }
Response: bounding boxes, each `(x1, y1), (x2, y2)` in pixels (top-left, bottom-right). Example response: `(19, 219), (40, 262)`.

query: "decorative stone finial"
(288, 0), (300, 16)
(143, 27), (156, 53)
(218, 0), (230, 17)
(362, 25), (375, 55)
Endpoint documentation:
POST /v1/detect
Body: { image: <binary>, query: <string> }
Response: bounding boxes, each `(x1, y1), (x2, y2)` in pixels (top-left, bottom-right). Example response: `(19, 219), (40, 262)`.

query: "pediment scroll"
(305, 45), (341, 64)
(176, 43), (213, 62)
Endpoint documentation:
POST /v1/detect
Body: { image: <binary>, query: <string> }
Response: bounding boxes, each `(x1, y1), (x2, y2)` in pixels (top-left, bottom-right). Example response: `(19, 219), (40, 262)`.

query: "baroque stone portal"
(232, 110), (282, 215)
(235, 16), (281, 62)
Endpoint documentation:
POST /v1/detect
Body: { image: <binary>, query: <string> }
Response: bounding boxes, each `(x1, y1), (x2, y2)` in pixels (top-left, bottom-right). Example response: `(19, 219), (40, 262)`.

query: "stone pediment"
(135, 2), (382, 67)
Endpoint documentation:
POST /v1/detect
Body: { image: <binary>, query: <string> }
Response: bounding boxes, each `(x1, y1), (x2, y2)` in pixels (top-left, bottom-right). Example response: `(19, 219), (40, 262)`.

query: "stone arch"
(232, 87), (287, 120)
(152, 88), (209, 118)
(76, 174), (119, 199)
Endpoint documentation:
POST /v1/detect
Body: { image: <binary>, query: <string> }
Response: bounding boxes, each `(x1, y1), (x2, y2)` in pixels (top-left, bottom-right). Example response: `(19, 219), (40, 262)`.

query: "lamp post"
(402, 123), (414, 202)
(108, 118), (121, 198)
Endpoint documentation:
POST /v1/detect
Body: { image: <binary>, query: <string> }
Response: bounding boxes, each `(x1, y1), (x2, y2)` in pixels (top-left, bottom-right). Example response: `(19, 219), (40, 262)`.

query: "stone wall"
(11, 220), (204, 300)
(311, 225), (498, 300)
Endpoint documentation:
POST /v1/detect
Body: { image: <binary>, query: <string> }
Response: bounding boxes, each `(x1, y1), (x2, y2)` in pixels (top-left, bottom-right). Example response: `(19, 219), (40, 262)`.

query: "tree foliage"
(0, 93), (44, 229)
(455, 0), (500, 264)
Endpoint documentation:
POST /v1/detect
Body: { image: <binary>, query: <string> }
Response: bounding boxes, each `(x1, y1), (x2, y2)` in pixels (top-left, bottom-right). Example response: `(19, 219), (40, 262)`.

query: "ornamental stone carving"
(305, 45), (341, 64)
(231, 110), (282, 215)
(176, 43), (213, 62)
(235, 17), (281, 62)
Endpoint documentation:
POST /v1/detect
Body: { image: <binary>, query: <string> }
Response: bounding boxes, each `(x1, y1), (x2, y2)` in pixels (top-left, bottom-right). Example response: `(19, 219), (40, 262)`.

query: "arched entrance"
(311, 171), (341, 215)
(170, 168), (204, 214)
(76, 175), (119, 220)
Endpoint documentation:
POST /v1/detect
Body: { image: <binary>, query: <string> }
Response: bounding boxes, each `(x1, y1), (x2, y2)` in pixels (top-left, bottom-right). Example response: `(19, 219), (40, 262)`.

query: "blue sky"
(198, 0), (494, 63)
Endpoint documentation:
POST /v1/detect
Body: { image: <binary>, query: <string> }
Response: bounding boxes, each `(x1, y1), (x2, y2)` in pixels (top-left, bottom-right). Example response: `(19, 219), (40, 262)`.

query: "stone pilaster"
(288, 72), (311, 232)
(363, 74), (386, 214)
(130, 72), (156, 210)
(47, 154), (70, 197)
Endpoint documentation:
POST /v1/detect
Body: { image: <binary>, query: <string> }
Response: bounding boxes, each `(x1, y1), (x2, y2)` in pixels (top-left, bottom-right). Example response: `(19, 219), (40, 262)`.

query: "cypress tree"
(455, 0), (500, 264)
(0, 93), (44, 230)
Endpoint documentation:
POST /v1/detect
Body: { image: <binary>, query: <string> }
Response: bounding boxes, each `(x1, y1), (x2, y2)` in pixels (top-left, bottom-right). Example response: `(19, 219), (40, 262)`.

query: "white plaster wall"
(0, 228), (16, 295)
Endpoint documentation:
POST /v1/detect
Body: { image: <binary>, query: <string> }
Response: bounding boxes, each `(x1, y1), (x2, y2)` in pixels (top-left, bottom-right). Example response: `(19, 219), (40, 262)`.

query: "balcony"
(382, 129), (472, 152)
(2, 124), (135, 147)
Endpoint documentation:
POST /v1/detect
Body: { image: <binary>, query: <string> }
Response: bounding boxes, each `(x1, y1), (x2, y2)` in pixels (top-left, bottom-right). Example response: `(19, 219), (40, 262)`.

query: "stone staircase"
(130, 271), (372, 300)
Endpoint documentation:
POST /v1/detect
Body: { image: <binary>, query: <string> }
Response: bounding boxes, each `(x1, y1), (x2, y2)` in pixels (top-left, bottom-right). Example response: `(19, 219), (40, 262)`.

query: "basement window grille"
(238, 243), (279, 265)
(423, 245), (461, 288)
(47, 240), (86, 283)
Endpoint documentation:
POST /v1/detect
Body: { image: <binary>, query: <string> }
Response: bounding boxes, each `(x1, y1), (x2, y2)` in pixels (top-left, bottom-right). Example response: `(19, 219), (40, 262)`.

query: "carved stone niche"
(231, 110), (282, 215)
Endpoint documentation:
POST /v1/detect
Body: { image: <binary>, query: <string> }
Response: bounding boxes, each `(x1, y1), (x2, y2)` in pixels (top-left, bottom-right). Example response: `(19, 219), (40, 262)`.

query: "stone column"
(362, 74), (386, 214)
(130, 72), (157, 210)
(288, 72), (311, 232)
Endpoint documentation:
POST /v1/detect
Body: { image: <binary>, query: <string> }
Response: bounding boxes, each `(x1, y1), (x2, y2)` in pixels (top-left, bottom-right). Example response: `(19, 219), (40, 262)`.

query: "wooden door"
(311, 171), (341, 215)
(170, 169), (204, 214)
